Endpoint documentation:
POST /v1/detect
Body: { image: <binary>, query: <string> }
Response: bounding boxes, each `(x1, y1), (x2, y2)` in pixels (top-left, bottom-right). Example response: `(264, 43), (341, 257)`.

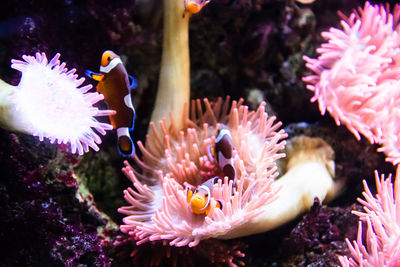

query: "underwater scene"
(1, 0), (399, 266)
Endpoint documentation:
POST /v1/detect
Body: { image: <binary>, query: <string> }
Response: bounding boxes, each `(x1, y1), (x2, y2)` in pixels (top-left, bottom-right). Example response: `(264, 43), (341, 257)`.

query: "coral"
(252, 199), (360, 266)
(74, 149), (126, 220)
(0, 131), (113, 266)
(115, 236), (246, 266)
(117, 97), (287, 247)
(303, 2), (400, 165)
(339, 167), (400, 266)
(188, 1), (319, 123)
(2, 52), (115, 154)
(282, 200), (358, 266)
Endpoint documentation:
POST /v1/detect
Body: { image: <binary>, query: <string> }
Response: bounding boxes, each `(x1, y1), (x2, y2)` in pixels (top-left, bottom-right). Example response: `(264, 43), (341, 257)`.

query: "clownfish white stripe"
(198, 185), (211, 211)
(117, 127), (130, 138)
(215, 129), (231, 143)
(100, 57), (123, 73)
(218, 151), (234, 168)
(124, 94), (134, 109)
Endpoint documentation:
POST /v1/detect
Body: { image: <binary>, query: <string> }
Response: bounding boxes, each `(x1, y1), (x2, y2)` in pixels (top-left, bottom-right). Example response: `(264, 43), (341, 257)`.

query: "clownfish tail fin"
(117, 127), (135, 157)
(85, 69), (104, 82)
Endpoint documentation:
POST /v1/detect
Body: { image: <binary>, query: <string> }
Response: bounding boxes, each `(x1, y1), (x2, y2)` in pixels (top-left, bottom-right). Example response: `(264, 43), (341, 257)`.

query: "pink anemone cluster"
(10, 52), (114, 154)
(303, 2), (400, 165)
(117, 97), (287, 247)
(339, 167), (400, 266)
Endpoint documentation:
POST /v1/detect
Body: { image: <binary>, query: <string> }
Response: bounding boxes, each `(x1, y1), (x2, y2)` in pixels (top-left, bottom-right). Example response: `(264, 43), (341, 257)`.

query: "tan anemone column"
(0, 79), (31, 133)
(150, 0), (190, 131)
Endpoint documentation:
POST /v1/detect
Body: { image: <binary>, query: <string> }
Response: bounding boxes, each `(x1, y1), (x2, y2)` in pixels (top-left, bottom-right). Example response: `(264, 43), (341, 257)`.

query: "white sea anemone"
(6, 52), (114, 154)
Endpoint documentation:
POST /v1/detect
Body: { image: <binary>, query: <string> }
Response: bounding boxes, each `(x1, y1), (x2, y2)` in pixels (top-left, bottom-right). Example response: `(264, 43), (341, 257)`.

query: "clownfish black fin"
(128, 75), (138, 90)
(216, 200), (223, 210)
(186, 187), (193, 203)
(117, 135), (135, 158)
(85, 69), (104, 82)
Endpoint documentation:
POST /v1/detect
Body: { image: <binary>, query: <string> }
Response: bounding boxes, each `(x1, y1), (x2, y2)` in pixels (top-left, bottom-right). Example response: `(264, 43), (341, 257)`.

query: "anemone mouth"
(117, 97), (287, 247)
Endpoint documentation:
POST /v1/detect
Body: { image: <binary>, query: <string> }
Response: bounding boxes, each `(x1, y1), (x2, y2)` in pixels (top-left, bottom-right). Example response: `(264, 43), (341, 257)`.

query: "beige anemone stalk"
(0, 79), (25, 132)
(150, 0), (209, 130)
(119, 97), (287, 246)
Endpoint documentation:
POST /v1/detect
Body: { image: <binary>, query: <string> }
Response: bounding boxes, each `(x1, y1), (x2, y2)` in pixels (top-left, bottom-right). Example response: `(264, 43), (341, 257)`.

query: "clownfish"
(186, 177), (222, 215)
(207, 124), (237, 184)
(184, 0), (210, 14)
(187, 125), (237, 215)
(85, 50), (137, 157)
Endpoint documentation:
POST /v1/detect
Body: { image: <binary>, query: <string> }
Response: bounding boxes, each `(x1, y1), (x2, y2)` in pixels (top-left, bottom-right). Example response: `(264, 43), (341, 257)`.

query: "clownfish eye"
(194, 189), (198, 193)
(205, 194), (208, 198)
(107, 56), (111, 61)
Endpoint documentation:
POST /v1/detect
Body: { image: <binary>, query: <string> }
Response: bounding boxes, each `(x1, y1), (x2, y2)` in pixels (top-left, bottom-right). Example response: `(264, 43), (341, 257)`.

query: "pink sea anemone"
(117, 97), (287, 247)
(377, 104), (400, 165)
(303, 2), (400, 165)
(10, 52), (114, 155)
(339, 166), (400, 266)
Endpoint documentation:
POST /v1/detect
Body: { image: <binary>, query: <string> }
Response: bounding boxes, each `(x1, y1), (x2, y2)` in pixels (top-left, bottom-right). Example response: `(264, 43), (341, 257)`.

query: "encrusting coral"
(117, 97), (287, 247)
(115, 236), (246, 266)
(0, 52), (114, 155)
(303, 2), (400, 165)
(339, 166), (400, 266)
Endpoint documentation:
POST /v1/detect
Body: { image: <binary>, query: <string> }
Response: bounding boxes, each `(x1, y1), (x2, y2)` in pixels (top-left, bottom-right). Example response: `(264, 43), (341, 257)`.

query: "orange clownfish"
(86, 50), (137, 157)
(184, 0), (210, 14)
(186, 177), (222, 215)
(207, 124), (237, 184)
